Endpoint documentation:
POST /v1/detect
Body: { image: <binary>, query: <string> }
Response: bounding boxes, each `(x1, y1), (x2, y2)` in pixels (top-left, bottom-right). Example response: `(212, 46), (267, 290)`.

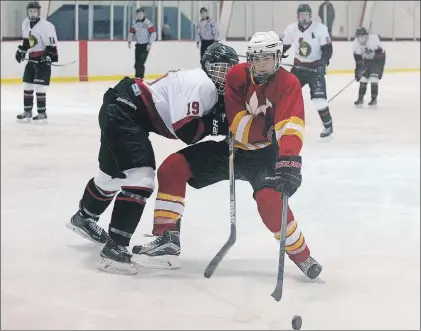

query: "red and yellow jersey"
(224, 62), (305, 156)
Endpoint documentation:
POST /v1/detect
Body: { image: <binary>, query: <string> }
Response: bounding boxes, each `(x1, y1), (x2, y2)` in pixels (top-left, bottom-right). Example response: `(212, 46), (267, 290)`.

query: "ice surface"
(1, 73), (420, 330)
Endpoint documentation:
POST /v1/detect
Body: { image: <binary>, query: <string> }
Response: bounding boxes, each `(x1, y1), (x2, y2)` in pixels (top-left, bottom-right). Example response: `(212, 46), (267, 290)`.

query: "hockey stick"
(271, 193), (289, 302)
(328, 68), (367, 103)
(24, 59), (76, 67)
(237, 55), (317, 73)
(328, 78), (356, 103)
(204, 132), (237, 278)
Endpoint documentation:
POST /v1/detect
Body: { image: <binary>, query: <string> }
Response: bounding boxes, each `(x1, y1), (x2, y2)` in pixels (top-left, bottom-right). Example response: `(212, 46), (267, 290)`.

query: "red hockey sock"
(152, 153), (192, 236)
(254, 188), (310, 263)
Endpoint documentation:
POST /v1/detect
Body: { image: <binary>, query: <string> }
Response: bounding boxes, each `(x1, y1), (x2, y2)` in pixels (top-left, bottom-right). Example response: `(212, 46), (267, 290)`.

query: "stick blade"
(270, 288), (283, 302)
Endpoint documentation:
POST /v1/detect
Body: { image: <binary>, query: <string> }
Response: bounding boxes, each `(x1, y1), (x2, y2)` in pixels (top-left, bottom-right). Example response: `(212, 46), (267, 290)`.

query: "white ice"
(1, 73), (420, 330)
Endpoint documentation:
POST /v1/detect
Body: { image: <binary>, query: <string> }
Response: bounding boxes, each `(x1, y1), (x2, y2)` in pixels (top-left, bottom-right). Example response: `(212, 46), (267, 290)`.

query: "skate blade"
(319, 133), (334, 141)
(354, 104), (364, 108)
(17, 118), (32, 124)
(131, 254), (181, 270)
(33, 119), (48, 124)
(97, 257), (139, 275)
(65, 222), (107, 245)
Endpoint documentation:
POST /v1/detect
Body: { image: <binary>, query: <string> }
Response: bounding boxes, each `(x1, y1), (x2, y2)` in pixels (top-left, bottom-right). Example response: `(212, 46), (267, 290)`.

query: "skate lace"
(143, 236), (164, 248)
(88, 221), (103, 236)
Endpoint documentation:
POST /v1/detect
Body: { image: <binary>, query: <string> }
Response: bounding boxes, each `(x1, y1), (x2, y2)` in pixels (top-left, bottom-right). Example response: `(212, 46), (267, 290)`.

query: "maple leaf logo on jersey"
(246, 91), (272, 116)
(29, 31), (38, 48)
(298, 37), (311, 57)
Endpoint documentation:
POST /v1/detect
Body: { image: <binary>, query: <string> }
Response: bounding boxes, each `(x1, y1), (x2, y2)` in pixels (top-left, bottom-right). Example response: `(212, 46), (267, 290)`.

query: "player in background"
(15, 1), (58, 124)
(353, 27), (386, 107)
(132, 31), (322, 280)
(66, 43), (239, 275)
(281, 4), (334, 138)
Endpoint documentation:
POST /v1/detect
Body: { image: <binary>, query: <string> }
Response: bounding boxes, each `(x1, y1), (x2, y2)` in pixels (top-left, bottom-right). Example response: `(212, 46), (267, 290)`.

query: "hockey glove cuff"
(265, 155), (302, 197)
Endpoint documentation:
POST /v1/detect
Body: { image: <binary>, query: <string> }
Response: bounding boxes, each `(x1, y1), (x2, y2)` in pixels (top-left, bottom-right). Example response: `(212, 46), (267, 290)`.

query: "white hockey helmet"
(246, 31), (283, 84)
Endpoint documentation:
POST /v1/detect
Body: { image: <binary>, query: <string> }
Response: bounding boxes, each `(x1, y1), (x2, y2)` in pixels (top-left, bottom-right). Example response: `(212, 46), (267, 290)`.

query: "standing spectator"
(196, 7), (219, 60)
(162, 16), (173, 40)
(128, 8), (157, 79)
(318, 1), (335, 38)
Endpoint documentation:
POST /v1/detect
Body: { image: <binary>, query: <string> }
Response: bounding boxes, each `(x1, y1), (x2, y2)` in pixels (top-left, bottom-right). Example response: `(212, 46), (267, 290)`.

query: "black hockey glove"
(265, 155), (302, 197)
(15, 45), (27, 63)
(39, 54), (52, 65)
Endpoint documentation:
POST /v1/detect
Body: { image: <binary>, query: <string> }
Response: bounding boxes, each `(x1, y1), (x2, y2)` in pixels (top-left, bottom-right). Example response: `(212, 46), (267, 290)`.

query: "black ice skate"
(97, 237), (138, 275)
(33, 112), (48, 124)
(368, 98), (377, 107)
(320, 125), (333, 138)
(132, 230), (181, 269)
(16, 111), (32, 123)
(354, 97), (364, 107)
(66, 209), (108, 244)
(294, 256), (322, 280)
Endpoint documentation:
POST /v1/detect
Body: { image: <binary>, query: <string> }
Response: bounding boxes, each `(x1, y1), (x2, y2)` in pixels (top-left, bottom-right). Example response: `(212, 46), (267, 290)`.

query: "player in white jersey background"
(352, 27), (386, 107)
(281, 4), (334, 138)
(66, 43), (239, 275)
(15, 2), (58, 124)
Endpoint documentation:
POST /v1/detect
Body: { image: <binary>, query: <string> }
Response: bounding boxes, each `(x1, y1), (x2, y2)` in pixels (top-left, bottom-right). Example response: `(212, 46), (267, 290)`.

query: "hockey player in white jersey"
(281, 4), (334, 138)
(15, 1), (58, 124)
(353, 27), (386, 107)
(66, 43), (239, 275)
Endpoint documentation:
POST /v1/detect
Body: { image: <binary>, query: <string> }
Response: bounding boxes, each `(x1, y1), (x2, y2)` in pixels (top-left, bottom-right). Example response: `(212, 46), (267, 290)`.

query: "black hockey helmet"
(355, 26), (369, 44)
(27, 1), (41, 22)
(356, 26), (368, 36)
(201, 42), (239, 95)
(297, 4), (312, 27)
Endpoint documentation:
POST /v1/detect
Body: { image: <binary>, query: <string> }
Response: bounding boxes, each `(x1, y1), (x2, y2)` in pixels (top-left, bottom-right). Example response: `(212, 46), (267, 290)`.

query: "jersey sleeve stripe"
(274, 116), (305, 142)
(241, 116), (253, 145)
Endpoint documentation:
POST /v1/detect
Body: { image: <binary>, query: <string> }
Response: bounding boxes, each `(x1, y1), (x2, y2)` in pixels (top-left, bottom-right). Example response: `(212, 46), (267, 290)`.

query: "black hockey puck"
(291, 315), (302, 330)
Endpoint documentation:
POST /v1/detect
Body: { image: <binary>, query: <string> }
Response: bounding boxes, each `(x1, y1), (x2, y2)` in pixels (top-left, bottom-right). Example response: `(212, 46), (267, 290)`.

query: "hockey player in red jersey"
(133, 31), (322, 280)
(67, 43), (239, 275)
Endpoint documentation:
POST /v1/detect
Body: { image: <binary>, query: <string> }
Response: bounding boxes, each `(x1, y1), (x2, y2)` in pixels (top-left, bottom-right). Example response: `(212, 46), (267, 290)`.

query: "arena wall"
(1, 41), (419, 84)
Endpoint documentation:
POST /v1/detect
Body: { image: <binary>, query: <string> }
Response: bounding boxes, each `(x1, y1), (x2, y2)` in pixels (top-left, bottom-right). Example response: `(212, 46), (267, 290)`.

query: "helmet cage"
(246, 50), (281, 85)
(205, 61), (233, 95)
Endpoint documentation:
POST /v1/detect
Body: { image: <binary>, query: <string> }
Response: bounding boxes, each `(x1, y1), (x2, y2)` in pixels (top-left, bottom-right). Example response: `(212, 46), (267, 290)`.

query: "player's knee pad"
(369, 75), (379, 83)
(23, 82), (34, 90)
(312, 98), (329, 111)
(360, 76), (369, 83)
(94, 167), (155, 193)
(122, 167), (155, 194)
(34, 84), (47, 93)
(157, 153), (192, 184)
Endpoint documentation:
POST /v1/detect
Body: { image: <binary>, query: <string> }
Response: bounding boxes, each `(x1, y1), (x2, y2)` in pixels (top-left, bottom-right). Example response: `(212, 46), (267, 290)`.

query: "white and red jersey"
(282, 21), (331, 66)
(353, 34), (383, 60)
(22, 18), (58, 58)
(133, 68), (219, 141)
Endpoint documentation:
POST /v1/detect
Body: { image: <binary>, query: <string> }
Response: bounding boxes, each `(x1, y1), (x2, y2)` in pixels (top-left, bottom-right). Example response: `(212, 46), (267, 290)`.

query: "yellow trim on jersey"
(242, 116), (253, 145)
(274, 116), (305, 142)
(230, 110), (247, 137)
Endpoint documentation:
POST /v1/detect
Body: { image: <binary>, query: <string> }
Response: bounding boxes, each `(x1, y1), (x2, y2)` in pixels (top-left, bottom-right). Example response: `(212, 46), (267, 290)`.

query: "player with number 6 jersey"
(66, 42), (239, 275)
